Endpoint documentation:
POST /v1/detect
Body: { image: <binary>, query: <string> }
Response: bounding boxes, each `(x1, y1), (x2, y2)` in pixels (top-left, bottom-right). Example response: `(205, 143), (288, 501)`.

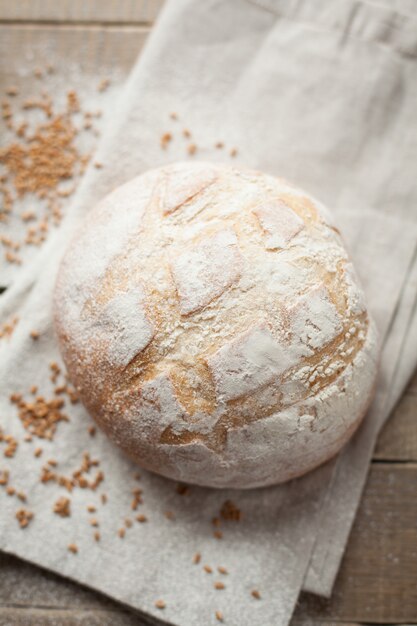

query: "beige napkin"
(1, 0), (417, 624)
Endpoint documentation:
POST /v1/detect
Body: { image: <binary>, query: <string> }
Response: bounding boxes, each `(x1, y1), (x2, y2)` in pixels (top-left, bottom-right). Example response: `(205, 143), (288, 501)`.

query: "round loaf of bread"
(54, 162), (378, 489)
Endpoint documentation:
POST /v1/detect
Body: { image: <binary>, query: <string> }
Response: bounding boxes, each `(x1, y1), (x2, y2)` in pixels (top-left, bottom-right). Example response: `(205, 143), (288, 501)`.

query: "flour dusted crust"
(54, 162), (379, 489)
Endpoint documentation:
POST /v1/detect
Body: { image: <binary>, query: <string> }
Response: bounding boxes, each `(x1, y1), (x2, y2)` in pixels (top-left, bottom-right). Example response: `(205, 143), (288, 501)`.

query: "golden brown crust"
(54, 162), (379, 489)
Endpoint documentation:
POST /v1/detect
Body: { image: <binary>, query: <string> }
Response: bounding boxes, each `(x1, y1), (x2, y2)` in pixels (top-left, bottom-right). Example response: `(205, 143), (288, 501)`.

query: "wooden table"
(0, 2), (416, 624)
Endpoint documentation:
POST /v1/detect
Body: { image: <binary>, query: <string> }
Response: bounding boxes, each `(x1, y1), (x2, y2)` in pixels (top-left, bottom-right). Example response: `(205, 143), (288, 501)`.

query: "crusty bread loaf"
(53, 162), (379, 489)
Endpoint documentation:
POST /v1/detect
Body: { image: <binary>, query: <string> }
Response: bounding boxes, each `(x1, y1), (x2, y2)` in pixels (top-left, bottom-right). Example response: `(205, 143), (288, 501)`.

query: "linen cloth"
(0, 63), (121, 288)
(1, 0), (417, 623)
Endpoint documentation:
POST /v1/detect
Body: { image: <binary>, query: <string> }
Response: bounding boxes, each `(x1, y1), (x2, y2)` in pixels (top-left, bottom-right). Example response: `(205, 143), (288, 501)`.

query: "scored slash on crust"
(252, 199), (304, 250)
(160, 164), (218, 216)
(170, 228), (243, 315)
(54, 162), (378, 488)
(97, 287), (154, 368)
(287, 284), (343, 356)
(206, 322), (297, 403)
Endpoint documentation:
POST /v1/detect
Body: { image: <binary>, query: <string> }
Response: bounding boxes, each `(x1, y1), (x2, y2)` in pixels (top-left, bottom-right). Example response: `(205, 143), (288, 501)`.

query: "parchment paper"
(1, 0), (417, 623)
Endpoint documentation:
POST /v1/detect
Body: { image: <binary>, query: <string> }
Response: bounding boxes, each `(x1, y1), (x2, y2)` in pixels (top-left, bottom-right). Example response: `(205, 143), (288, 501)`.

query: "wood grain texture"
(375, 392), (417, 461)
(0, 0), (164, 24)
(0, 24), (149, 80)
(374, 369), (417, 462)
(294, 464), (417, 623)
(408, 367), (417, 394)
(0, 608), (152, 626)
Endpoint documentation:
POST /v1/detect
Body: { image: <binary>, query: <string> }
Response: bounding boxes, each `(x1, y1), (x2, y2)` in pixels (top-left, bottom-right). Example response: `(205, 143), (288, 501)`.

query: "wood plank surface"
(294, 463), (417, 624)
(1, 5), (417, 625)
(0, 24), (149, 79)
(0, 608), (151, 626)
(1, 0), (417, 24)
(375, 392), (417, 461)
(0, 0), (164, 24)
(374, 369), (417, 461)
(408, 367), (417, 394)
